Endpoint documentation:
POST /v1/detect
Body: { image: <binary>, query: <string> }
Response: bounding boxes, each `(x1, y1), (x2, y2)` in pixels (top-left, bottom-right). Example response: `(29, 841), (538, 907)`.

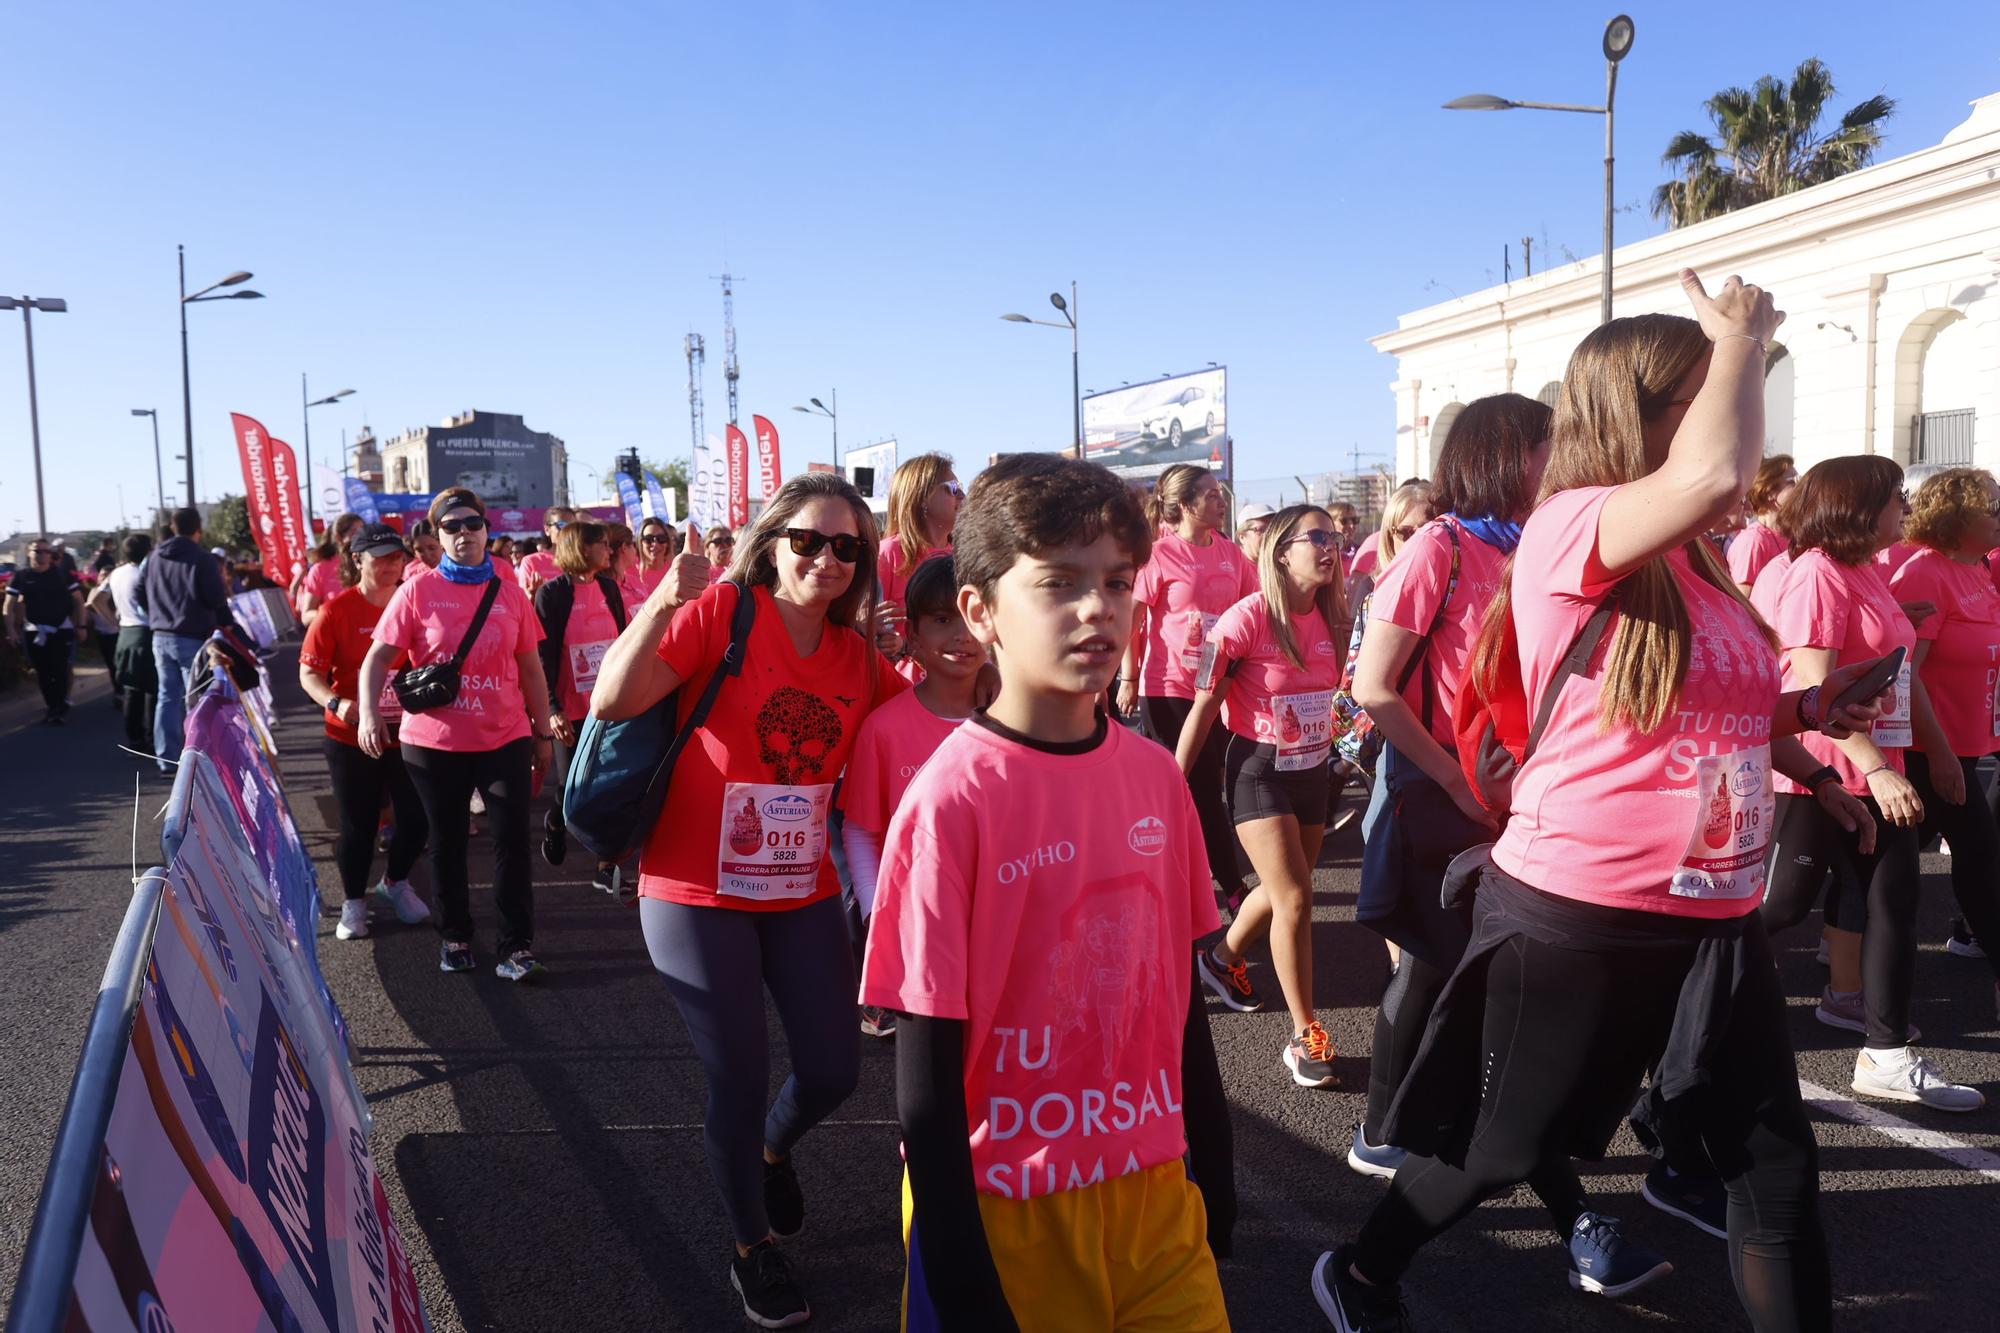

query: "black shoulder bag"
(393, 577), (503, 714)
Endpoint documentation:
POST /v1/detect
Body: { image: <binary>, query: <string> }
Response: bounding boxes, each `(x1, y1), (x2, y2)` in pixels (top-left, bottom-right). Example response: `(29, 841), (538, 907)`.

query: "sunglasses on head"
(783, 528), (865, 563)
(1284, 528), (1341, 550)
(438, 515), (487, 534)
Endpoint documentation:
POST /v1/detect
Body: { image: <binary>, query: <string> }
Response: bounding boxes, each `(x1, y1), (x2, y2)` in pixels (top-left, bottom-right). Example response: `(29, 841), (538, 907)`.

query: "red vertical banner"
(726, 423), (751, 527)
(268, 437), (311, 584)
(750, 414), (783, 501)
(230, 413), (293, 582)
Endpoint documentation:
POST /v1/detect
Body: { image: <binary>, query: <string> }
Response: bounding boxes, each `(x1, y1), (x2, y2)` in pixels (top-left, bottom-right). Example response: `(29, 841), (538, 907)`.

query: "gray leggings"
(640, 893), (861, 1246)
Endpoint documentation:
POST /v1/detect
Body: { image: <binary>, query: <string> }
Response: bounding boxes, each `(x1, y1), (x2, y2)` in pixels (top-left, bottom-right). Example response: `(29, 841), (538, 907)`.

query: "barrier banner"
(229, 589), (296, 650)
(643, 470), (678, 523)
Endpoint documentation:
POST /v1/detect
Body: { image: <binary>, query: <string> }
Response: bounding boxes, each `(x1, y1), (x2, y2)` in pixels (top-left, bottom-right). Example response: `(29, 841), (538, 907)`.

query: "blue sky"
(3, 0), (1996, 533)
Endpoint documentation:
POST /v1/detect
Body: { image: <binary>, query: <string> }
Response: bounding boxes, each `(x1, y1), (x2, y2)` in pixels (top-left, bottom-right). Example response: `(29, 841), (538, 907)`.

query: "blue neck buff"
(437, 552), (495, 585)
(1450, 513), (1524, 555)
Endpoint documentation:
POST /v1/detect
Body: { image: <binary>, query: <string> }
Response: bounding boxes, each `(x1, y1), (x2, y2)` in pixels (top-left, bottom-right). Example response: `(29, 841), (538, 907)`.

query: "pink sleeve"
(1132, 553), (1162, 607)
(658, 581), (731, 680)
(859, 816), (971, 1019)
(1771, 557), (1849, 652)
(838, 713), (891, 831)
(1236, 547), (1259, 600)
(1518, 487), (1619, 603)
(1888, 558), (1946, 642)
(1726, 531), (1758, 585)
(372, 581), (420, 649)
(1369, 525), (1450, 635)
(1200, 600), (1256, 687)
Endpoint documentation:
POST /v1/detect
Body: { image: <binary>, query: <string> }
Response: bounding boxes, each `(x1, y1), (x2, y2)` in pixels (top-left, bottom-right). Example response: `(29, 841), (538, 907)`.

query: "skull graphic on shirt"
(755, 685), (844, 784)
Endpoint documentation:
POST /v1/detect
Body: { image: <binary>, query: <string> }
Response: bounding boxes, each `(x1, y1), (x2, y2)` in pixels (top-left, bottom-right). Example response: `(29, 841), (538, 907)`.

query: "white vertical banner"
(690, 431), (728, 530)
(311, 463), (346, 523)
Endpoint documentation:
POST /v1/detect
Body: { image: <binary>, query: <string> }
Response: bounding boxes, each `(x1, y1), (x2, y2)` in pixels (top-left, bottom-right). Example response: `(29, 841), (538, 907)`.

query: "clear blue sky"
(3, 0), (1995, 533)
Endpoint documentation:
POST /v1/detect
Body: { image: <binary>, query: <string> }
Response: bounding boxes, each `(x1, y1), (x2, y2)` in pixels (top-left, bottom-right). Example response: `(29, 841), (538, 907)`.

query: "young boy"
(861, 454), (1235, 1332)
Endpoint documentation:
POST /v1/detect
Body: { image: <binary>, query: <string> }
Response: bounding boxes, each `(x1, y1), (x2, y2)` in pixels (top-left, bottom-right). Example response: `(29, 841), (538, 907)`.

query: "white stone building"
(1373, 92), (2000, 480)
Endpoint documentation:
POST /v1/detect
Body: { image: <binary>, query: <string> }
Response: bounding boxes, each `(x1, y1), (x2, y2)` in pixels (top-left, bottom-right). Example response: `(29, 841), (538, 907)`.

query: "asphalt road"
(4, 648), (1998, 1331)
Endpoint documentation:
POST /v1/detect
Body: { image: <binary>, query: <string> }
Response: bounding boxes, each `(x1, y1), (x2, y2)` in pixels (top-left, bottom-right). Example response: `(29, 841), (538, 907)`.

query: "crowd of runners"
(42, 267), (2000, 1331)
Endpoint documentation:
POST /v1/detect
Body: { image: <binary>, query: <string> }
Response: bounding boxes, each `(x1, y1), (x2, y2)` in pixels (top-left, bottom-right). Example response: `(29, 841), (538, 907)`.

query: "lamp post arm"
(1508, 99), (1606, 114)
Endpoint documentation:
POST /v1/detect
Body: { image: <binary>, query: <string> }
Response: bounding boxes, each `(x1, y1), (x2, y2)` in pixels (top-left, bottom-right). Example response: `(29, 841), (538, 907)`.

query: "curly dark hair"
(953, 455), (1153, 601)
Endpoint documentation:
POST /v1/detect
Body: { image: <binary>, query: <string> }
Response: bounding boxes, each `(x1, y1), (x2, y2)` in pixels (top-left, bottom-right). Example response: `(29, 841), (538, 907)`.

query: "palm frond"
(1660, 129), (1718, 171)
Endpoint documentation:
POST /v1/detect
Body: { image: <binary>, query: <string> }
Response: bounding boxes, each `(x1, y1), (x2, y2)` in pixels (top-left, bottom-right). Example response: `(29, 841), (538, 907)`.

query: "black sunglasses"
(784, 528), (865, 563)
(1284, 529), (1341, 550)
(640, 534), (672, 545)
(438, 515), (487, 534)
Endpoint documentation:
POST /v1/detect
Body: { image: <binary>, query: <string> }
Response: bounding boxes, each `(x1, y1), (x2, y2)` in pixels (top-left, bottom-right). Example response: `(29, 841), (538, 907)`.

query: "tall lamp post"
(791, 392), (838, 471)
(1445, 15), (1635, 325)
(302, 378), (355, 530)
(1001, 282), (1081, 458)
(130, 408), (168, 528)
(0, 294), (67, 538)
(178, 246), (263, 508)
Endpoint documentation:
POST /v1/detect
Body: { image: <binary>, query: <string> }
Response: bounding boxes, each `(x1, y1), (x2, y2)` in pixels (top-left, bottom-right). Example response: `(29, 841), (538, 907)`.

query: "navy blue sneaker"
(439, 941), (475, 973)
(1311, 1246), (1412, 1331)
(1567, 1212), (1672, 1297)
(1347, 1125), (1407, 1181)
(1641, 1162), (1727, 1240)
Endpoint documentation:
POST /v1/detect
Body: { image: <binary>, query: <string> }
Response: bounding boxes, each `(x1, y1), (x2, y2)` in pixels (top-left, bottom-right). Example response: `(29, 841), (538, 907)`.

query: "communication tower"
(714, 272), (742, 425)
(684, 332), (706, 464)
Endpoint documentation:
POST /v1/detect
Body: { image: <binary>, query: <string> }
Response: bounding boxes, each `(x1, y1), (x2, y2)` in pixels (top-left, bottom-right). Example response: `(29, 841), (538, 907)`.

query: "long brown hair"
(1472, 314), (1765, 734)
(883, 452), (956, 578)
(729, 473), (882, 676)
(1258, 504), (1348, 669)
(1143, 463), (1215, 532)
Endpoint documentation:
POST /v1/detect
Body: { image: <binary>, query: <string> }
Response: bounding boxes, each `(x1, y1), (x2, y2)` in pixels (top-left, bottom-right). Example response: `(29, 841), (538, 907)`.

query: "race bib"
(1178, 611), (1221, 670)
(1870, 661), (1913, 749)
(377, 678), (404, 724)
(718, 782), (833, 901)
(1271, 690), (1334, 772)
(1670, 747), (1772, 901)
(568, 639), (613, 696)
(1990, 665), (1998, 740)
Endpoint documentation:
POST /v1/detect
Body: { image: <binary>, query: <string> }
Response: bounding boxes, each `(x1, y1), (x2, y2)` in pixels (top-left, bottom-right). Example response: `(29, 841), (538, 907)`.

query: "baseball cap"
(348, 522), (408, 559)
(1236, 503), (1275, 524)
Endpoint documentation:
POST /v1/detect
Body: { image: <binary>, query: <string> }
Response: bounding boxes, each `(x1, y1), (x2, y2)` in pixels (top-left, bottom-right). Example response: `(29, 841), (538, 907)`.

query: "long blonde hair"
(728, 473), (882, 681)
(1473, 314), (1766, 733)
(1259, 504), (1349, 669)
(883, 452), (956, 578)
(1378, 481), (1435, 566)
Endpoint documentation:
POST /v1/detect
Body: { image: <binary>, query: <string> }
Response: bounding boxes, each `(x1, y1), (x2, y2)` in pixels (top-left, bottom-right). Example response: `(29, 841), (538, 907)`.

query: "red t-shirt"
(1200, 593), (1342, 767)
(1131, 530), (1258, 700)
(638, 582), (907, 911)
(1890, 548), (2000, 757)
(372, 574), (543, 752)
(859, 719), (1219, 1201)
(1493, 487), (1783, 918)
(298, 587), (404, 747)
(838, 688), (966, 835)
(1369, 518), (1507, 748)
(1726, 520), (1786, 589)
(1771, 550), (1917, 794)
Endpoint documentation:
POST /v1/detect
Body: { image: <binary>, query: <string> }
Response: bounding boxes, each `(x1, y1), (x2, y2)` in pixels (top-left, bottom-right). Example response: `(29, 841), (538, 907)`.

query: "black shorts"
(1224, 733), (1333, 827)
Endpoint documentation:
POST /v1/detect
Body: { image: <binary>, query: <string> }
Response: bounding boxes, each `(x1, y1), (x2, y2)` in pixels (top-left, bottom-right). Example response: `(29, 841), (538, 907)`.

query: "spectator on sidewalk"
(88, 534), (158, 751)
(140, 507), (231, 773)
(4, 538), (87, 725)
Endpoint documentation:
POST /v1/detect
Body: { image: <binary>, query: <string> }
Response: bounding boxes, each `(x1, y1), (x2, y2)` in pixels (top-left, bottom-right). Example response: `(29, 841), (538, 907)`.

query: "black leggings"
(1908, 752), (2000, 981)
(25, 631), (72, 716)
(403, 738), (535, 953)
(1142, 694), (1243, 892)
(1356, 920), (1827, 1331)
(322, 737), (430, 900)
(1762, 792), (1921, 1049)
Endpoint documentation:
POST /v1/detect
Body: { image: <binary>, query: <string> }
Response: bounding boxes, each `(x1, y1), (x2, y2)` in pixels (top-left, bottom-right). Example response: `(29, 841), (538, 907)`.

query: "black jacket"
(138, 536), (230, 639)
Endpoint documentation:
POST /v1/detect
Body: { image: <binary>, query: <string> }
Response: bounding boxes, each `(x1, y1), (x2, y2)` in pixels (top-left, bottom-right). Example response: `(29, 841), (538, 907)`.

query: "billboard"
(420, 412), (562, 508)
(1082, 367), (1228, 482)
(844, 439), (898, 505)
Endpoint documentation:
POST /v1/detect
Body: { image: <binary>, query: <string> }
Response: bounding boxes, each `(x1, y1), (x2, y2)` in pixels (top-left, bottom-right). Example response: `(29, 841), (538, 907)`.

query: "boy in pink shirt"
(861, 454), (1232, 1331)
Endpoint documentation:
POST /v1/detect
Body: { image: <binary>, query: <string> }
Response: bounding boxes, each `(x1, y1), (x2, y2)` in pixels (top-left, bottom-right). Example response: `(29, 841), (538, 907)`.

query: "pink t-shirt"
(1346, 531), (1381, 588)
(1748, 549), (1794, 625)
(299, 557), (343, 612)
(553, 578), (620, 721)
(1770, 549), (1916, 794)
(1891, 548), (2000, 757)
(372, 574), (543, 752)
(837, 688), (966, 834)
(1369, 518), (1506, 748)
(859, 719), (1219, 1201)
(517, 550), (560, 590)
(628, 564), (668, 606)
(1874, 540), (1920, 580)
(877, 533), (953, 612)
(1493, 487), (1783, 919)
(1199, 593), (1343, 766)
(1726, 521), (1786, 589)
(1131, 530), (1259, 700)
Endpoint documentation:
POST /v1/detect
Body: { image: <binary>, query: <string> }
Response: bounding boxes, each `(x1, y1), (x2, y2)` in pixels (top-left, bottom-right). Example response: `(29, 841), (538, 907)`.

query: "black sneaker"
(541, 809), (568, 867)
(592, 862), (620, 896)
(439, 941), (475, 973)
(1640, 1162), (1727, 1240)
(1946, 916), (1987, 960)
(730, 1240), (809, 1329)
(1312, 1246), (1412, 1332)
(764, 1156), (805, 1240)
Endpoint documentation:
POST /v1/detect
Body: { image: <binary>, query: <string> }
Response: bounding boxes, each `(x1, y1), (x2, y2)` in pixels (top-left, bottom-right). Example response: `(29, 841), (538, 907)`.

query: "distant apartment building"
(377, 410), (570, 506)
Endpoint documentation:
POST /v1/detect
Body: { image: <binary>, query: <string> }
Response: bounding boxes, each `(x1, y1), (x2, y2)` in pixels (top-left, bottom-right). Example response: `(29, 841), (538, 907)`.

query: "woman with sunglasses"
(534, 519), (631, 897)
(703, 527), (736, 584)
(1175, 504), (1348, 1089)
(876, 454), (963, 673)
(358, 488), (557, 982)
(631, 516), (680, 603)
(593, 472), (905, 1329)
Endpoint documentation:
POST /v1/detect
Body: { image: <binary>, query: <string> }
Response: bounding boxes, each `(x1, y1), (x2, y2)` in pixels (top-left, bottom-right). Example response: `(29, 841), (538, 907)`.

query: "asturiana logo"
(763, 793), (814, 821)
(1127, 816), (1168, 857)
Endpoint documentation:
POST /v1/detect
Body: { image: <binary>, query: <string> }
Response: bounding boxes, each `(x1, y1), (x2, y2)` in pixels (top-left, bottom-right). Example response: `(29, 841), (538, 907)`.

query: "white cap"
(1236, 503), (1275, 524)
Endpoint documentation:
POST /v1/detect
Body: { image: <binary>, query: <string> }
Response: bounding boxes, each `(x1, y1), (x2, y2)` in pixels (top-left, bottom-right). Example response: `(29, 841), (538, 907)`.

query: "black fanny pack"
(392, 577), (502, 714)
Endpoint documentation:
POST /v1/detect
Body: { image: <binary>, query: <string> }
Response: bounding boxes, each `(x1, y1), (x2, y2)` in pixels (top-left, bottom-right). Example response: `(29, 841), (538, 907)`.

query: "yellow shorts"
(901, 1159), (1230, 1332)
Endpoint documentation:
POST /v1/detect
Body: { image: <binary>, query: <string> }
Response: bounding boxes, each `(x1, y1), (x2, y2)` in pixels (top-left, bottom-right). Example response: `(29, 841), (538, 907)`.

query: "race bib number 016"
(718, 782), (833, 901)
(1870, 661), (1913, 749)
(1670, 747), (1772, 901)
(1271, 690), (1334, 772)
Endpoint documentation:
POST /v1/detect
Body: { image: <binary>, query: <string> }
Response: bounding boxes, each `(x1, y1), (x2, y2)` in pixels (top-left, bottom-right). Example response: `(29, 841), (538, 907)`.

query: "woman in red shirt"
(297, 523), (432, 941)
(593, 472), (903, 1328)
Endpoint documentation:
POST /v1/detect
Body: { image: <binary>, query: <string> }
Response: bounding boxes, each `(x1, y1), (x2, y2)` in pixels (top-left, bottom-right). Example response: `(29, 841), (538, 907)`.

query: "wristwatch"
(1803, 764), (1841, 792)
(325, 699), (346, 725)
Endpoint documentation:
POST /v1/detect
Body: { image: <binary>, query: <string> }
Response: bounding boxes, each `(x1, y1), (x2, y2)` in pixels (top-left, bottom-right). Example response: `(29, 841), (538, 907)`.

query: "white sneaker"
(468, 788), (487, 816)
(1852, 1047), (1986, 1113)
(335, 899), (371, 940)
(375, 877), (431, 925)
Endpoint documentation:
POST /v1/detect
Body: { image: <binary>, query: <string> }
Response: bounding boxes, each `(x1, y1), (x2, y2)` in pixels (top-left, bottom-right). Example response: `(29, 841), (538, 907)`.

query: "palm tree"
(1652, 59), (1895, 228)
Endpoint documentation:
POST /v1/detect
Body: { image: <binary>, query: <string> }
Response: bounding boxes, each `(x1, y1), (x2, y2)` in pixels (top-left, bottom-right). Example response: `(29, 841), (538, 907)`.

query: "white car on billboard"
(1138, 385), (1218, 452)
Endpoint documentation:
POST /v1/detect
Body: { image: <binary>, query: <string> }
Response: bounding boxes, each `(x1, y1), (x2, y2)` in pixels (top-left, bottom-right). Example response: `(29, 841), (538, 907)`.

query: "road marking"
(1798, 1079), (2000, 1182)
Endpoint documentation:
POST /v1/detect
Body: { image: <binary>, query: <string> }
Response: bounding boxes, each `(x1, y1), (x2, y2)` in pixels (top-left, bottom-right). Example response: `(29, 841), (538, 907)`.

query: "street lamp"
(791, 391), (838, 470)
(1001, 282), (1081, 458)
(1445, 14), (1634, 324)
(131, 408), (168, 527)
(179, 246), (263, 507)
(302, 378), (355, 530)
(0, 294), (68, 537)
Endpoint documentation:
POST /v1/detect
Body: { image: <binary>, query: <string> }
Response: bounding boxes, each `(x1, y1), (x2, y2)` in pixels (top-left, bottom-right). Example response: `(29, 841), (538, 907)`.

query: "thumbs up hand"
(1679, 268), (1784, 346)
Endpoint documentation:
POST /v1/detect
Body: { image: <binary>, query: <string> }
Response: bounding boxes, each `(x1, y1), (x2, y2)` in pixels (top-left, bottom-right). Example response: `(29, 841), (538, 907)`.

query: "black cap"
(348, 522), (407, 559)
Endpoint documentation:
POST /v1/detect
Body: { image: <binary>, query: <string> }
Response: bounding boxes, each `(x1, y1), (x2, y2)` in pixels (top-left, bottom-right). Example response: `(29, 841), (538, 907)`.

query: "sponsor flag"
(267, 438), (312, 584)
(343, 477), (381, 524)
(643, 469), (678, 523)
(726, 424), (751, 527)
(230, 414), (294, 583)
(750, 415), (783, 501)
(614, 471), (645, 529)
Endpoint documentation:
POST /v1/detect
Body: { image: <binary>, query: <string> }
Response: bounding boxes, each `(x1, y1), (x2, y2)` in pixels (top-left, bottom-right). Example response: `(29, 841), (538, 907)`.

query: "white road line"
(1797, 1079), (2000, 1183)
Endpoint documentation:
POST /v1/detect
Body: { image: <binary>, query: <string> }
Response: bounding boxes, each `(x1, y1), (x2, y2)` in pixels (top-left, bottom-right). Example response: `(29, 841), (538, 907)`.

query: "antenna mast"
(713, 272), (743, 426)
(684, 332), (706, 465)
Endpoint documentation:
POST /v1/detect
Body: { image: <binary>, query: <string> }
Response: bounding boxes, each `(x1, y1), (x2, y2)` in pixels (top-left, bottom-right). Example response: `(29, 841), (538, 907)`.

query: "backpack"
(1451, 586), (1620, 814)
(562, 580), (755, 862)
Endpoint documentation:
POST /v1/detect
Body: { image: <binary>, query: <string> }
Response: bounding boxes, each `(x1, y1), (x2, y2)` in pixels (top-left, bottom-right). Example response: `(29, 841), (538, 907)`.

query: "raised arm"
(590, 548), (708, 720)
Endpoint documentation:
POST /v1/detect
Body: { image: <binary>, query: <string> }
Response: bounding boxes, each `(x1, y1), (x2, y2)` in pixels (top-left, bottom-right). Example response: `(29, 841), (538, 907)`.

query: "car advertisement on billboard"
(1082, 367), (1228, 482)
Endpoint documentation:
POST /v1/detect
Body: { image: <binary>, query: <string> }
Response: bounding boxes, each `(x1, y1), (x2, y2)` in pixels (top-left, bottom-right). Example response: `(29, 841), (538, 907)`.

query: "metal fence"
(1915, 408), (1977, 465)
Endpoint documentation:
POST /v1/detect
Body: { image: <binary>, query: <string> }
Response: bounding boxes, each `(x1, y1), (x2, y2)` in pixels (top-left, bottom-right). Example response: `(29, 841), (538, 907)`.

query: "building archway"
(1428, 402), (1465, 474)
(1764, 344), (1795, 458)
(1892, 308), (1977, 464)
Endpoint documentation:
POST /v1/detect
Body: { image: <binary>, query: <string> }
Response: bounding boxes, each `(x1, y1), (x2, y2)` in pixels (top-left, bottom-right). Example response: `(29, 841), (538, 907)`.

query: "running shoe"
(1311, 1246), (1411, 1332)
(730, 1240), (809, 1329)
(764, 1155), (805, 1239)
(859, 1006), (898, 1039)
(439, 941), (475, 973)
(541, 809), (568, 867)
(1815, 987), (1919, 1040)
(334, 899), (370, 941)
(1346, 1125), (1407, 1181)
(592, 862), (620, 896)
(1640, 1162), (1727, 1240)
(1946, 917), (1987, 960)
(1197, 946), (1265, 1013)
(1285, 1021), (1338, 1088)
(1851, 1047), (1986, 1112)
(1567, 1212), (1673, 1297)
(375, 877), (431, 925)
(494, 949), (543, 983)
